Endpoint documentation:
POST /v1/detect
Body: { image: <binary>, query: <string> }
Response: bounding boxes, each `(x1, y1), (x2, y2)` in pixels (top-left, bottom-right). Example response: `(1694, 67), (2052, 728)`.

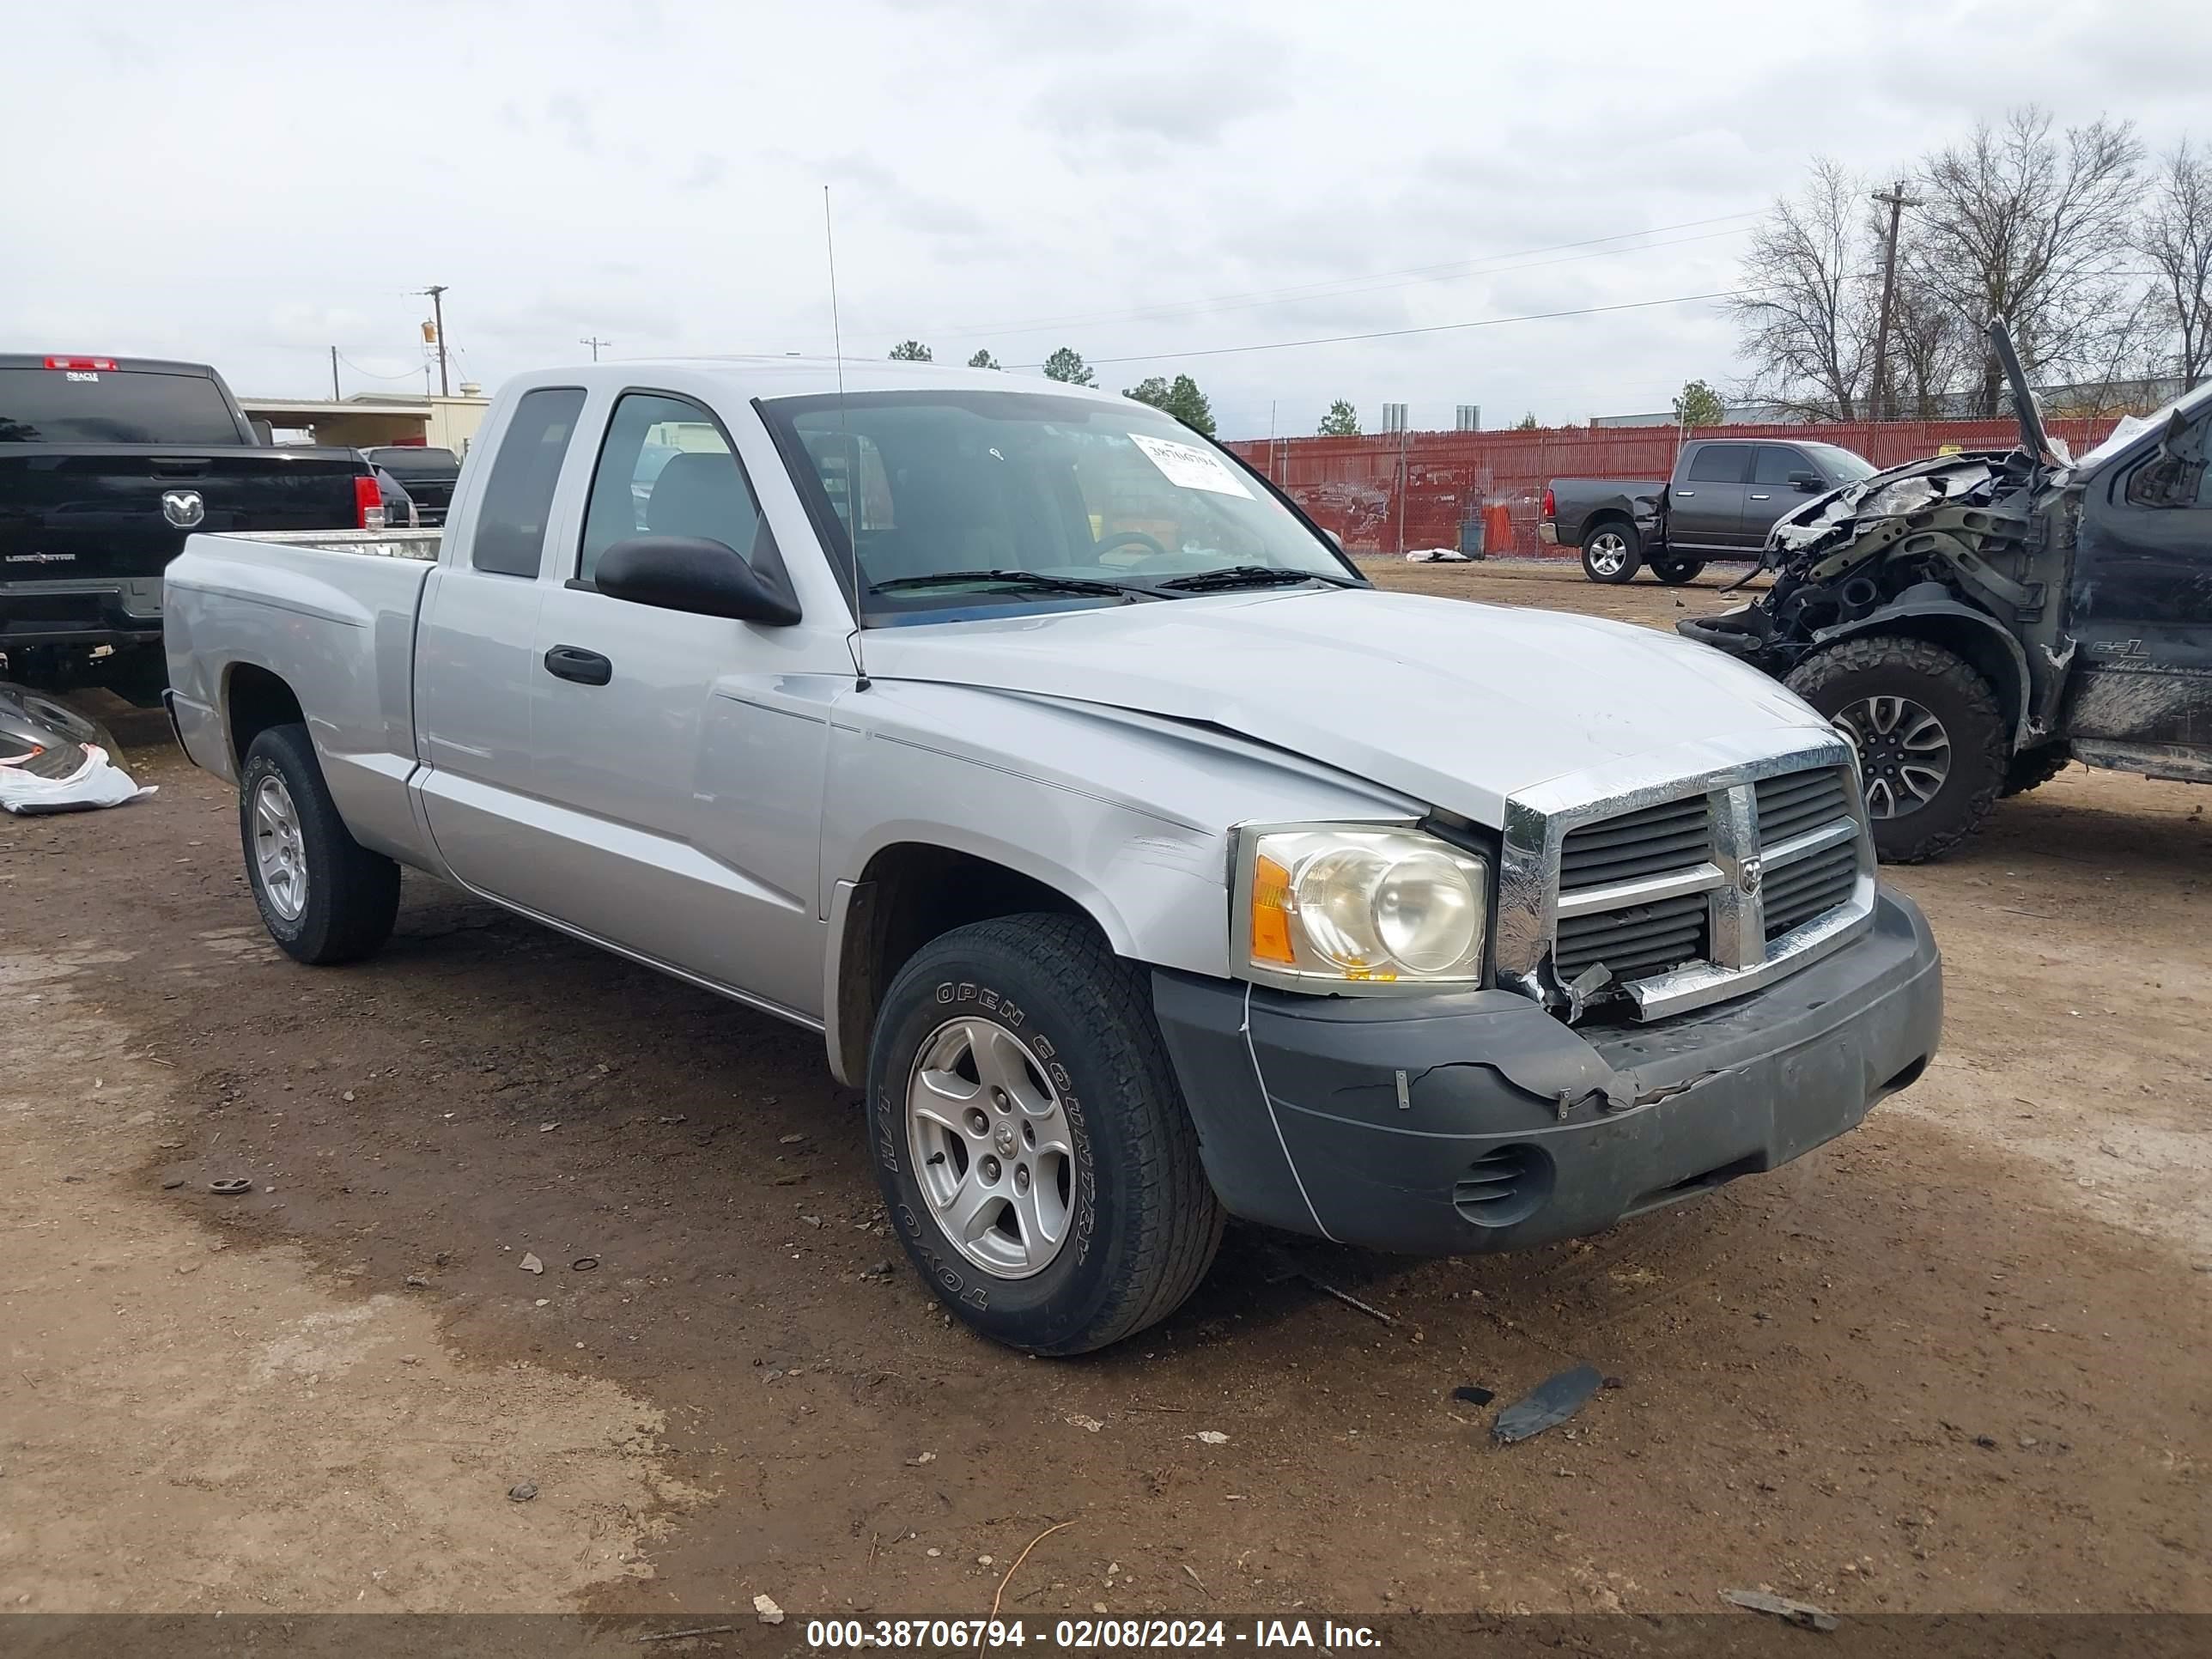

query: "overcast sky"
(7, 0), (2204, 438)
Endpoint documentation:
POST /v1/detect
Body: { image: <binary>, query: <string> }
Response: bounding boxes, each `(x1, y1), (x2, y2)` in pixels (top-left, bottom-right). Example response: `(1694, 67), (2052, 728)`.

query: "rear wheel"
(1784, 635), (2006, 864)
(239, 724), (400, 963)
(1652, 558), (1705, 585)
(1581, 522), (1643, 584)
(866, 914), (1223, 1354)
(2002, 744), (2073, 797)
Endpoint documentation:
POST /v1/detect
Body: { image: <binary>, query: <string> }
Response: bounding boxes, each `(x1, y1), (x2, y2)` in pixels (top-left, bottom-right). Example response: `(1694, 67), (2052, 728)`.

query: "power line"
(947, 211), (1762, 338)
(1018, 289), (1744, 370)
(336, 352), (423, 381)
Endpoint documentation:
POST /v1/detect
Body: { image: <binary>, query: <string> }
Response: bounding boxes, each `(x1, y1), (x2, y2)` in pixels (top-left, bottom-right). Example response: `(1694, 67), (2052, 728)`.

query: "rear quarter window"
(471, 389), (586, 577)
(1685, 445), (1752, 484)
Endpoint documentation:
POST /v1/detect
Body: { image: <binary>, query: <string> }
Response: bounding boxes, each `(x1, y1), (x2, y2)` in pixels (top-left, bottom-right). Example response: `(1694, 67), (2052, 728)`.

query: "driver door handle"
(543, 644), (612, 686)
(1749, 492), (1771, 501)
(1676, 489), (1695, 496)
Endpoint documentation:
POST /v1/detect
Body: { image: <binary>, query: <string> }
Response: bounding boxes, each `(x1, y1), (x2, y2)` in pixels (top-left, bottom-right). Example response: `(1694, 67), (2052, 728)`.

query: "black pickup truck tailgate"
(1, 447), (369, 645)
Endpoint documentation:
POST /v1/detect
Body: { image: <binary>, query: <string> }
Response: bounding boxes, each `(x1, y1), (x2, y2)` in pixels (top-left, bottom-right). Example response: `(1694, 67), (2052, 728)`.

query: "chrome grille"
(1555, 889), (1709, 982)
(1753, 769), (1852, 845)
(1495, 741), (1876, 1022)
(1762, 840), (1858, 941)
(1559, 798), (1710, 890)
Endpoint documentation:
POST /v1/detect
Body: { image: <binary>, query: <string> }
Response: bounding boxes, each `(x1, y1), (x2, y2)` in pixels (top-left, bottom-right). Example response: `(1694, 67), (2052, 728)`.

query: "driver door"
(2065, 406), (2212, 750)
(514, 389), (835, 1019)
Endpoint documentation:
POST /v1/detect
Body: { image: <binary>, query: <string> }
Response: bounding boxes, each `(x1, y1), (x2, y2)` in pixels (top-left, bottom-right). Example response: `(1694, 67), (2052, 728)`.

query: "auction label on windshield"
(1128, 433), (1255, 499)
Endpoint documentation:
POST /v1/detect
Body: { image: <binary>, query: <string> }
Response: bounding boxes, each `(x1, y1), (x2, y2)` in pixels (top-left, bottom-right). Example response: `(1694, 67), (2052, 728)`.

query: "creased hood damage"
(862, 588), (1833, 825)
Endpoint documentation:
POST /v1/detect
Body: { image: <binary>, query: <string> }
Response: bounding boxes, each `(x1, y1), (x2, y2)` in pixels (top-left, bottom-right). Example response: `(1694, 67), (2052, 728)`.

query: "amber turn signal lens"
(1250, 852), (1296, 964)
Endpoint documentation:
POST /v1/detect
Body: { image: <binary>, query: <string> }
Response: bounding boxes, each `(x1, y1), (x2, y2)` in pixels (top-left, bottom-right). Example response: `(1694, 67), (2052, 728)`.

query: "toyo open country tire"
(1580, 521), (1642, 584)
(239, 724), (400, 965)
(1785, 635), (2007, 865)
(866, 914), (1224, 1354)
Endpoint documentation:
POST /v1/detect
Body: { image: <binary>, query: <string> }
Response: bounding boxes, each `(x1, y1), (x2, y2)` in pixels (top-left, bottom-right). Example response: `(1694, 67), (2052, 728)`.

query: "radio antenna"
(824, 185), (868, 690)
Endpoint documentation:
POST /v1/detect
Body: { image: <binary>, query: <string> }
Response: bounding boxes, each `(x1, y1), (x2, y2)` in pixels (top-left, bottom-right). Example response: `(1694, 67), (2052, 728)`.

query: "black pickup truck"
(1541, 436), (1876, 584)
(1682, 321), (2212, 862)
(362, 445), (463, 526)
(1, 354), (380, 698)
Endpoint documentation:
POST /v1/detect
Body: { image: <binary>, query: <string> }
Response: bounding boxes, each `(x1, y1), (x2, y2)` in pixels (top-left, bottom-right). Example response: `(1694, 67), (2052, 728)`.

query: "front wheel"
(1652, 558), (1705, 585)
(239, 724), (401, 963)
(1784, 635), (2006, 863)
(1580, 522), (1642, 583)
(866, 914), (1223, 1355)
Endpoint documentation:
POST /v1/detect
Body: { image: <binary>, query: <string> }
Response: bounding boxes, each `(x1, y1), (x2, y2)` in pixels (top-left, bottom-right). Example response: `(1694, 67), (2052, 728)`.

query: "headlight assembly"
(1234, 823), (1489, 991)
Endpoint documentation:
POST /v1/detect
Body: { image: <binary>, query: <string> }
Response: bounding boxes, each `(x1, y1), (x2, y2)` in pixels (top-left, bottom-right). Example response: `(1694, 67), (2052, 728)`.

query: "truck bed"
(162, 528), (446, 868)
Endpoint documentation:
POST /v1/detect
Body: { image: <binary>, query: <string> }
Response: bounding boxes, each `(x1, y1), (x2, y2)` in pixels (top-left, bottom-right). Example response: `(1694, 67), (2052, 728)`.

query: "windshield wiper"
(869, 568), (1138, 599)
(1152, 564), (1356, 592)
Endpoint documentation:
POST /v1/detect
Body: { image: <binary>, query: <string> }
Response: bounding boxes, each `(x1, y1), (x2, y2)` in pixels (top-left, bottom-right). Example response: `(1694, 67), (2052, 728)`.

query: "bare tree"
(1729, 159), (1873, 420)
(1884, 271), (1974, 419)
(1909, 106), (2143, 416)
(2136, 137), (2212, 389)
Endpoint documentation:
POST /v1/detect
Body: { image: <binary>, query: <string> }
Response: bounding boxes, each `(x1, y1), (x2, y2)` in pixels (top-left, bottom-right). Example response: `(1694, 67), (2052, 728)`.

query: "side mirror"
(1790, 472), (1822, 492)
(594, 535), (801, 626)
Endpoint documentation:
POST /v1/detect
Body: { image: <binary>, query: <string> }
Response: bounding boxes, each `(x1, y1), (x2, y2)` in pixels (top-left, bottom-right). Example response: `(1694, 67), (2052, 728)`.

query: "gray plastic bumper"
(1153, 890), (1941, 1255)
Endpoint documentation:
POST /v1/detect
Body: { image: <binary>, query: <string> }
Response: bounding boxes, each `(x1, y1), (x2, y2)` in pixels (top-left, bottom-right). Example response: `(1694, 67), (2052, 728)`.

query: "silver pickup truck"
(164, 359), (1942, 1353)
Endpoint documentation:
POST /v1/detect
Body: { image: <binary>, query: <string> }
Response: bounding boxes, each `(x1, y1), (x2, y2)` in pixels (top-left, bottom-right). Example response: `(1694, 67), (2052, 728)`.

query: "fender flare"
(1809, 587), (2034, 750)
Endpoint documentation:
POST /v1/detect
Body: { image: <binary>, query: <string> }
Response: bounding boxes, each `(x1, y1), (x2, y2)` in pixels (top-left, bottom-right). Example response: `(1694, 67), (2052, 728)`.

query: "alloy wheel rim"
(252, 775), (309, 920)
(1588, 534), (1627, 575)
(1836, 695), (1952, 818)
(905, 1016), (1075, 1279)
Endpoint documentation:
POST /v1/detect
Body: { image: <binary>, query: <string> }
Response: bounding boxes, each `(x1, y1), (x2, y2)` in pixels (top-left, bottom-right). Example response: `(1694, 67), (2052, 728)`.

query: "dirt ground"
(3, 559), (2206, 1622)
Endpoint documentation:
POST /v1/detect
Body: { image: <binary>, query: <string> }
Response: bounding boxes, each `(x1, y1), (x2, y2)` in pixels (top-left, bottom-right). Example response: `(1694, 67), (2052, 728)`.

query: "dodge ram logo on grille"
(1737, 854), (1764, 896)
(161, 489), (205, 529)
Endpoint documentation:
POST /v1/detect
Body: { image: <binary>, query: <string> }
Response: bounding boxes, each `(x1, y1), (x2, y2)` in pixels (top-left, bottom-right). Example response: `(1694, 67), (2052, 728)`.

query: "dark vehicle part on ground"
(0, 679), (155, 813)
(362, 446), (462, 526)
(1541, 439), (1875, 585)
(0, 355), (380, 701)
(1680, 319), (2212, 862)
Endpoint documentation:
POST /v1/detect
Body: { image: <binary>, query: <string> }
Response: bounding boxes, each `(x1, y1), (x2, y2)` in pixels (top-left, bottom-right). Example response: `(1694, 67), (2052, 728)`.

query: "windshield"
(367, 446), (459, 475)
(759, 389), (1356, 621)
(2070, 383), (2212, 475)
(0, 367), (244, 445)
(1802, 442), (1878, 483)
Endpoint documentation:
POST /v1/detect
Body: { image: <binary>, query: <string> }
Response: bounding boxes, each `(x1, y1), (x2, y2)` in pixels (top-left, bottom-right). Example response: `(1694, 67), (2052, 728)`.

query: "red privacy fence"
(1224, 417), (2121, 556)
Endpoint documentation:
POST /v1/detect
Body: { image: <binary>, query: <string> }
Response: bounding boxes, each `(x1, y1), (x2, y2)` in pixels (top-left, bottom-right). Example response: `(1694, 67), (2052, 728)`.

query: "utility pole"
(580, 335), (611, 362)
(1869, 180), (1923, 422)
(419, 285), (450, 396)
(330, 345), (340, 400)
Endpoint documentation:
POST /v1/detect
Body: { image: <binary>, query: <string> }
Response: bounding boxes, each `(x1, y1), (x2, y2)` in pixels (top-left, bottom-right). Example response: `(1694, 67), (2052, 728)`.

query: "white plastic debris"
(0, 740), (156, 816)
(753, 1594), (785, 1626)
(1194, 1430), (1230, 1445)
(1403, 547), (1471, 562)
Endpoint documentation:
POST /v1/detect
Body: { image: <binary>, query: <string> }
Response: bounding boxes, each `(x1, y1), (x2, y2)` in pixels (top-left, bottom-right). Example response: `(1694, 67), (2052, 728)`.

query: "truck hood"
(861, 587), (1832, 825)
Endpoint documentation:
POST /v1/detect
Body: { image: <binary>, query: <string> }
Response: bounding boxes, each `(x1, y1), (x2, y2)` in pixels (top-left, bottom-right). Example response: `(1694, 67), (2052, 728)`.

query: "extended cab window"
(1686, 445), (1751, 484)
(472, 387), (586, 577)
(577, 392), (765, 585)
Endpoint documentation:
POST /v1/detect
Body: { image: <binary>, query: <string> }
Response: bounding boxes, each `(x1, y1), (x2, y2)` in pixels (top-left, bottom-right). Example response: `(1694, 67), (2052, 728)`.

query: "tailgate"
(0, 447), (367, 586)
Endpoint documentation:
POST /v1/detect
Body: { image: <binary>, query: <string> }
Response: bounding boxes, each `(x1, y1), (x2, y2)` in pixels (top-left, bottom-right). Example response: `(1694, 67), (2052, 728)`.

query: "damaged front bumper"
(1153, 890), (1940, 1255)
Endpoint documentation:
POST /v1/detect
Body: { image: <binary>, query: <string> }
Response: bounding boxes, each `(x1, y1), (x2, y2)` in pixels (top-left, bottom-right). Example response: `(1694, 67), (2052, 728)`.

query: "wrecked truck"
(1682, 320), (2212, 862)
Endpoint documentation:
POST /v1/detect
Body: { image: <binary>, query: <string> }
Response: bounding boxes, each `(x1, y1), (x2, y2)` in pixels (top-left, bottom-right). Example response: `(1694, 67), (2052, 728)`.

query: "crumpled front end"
(1677, 447), (2058, 672)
